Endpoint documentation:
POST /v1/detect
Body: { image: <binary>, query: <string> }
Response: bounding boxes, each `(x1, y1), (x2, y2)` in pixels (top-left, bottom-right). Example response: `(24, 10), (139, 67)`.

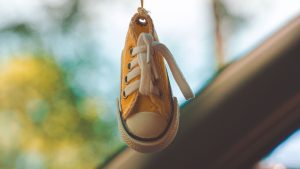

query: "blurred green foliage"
(0, 0), (123, 168)
(0, 55), (122, 169)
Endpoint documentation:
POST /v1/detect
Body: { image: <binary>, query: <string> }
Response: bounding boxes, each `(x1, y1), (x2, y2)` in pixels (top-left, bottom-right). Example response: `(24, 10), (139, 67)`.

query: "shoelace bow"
(123, 33), (194, 100)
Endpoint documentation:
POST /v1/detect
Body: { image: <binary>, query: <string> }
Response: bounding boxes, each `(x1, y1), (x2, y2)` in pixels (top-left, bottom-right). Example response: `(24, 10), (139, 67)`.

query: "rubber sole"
(116, 97), (179, 153)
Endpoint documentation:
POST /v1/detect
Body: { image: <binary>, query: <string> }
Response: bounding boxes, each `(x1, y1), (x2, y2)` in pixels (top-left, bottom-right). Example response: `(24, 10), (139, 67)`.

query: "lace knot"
(123, 33), (194, 100)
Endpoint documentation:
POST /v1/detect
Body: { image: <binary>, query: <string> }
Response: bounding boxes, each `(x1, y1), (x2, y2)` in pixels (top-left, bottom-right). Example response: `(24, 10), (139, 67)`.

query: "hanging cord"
(141, 0), (144, 8)
(138, 0), (148, 16)
(136, 0), (149, 25)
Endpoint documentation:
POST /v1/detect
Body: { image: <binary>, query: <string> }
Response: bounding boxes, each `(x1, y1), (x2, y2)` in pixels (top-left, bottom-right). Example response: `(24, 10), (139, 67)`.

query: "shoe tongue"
(137, 33), (154, 46)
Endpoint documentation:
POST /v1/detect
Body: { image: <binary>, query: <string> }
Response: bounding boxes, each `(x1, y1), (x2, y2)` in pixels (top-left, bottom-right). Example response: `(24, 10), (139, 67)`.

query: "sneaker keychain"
(117, 0), (194, 153)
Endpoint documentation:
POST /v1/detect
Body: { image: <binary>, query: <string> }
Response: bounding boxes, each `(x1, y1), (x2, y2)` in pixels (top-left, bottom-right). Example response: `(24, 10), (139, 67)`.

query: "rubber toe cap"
(126, 112), (167, 139)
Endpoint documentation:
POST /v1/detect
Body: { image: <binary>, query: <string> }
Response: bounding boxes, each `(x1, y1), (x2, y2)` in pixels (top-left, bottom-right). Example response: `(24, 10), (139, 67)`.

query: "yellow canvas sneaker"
(117, 8), (194, 153)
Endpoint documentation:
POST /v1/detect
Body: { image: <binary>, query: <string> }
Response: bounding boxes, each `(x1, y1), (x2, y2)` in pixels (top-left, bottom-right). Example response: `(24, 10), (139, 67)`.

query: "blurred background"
(0, 0), (299, 168)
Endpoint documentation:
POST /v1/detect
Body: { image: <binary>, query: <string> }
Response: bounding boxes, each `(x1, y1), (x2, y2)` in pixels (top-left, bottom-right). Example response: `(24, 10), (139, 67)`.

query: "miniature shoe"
(117, 8), (194, 153)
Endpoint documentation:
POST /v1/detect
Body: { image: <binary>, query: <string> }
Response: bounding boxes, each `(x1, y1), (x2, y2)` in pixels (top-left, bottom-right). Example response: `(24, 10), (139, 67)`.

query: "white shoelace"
(123, 33), (194, 100)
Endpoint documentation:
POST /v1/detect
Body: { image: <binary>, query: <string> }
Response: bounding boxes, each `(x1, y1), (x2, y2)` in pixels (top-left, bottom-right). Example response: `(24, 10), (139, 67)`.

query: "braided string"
(141, 0), (144, 8)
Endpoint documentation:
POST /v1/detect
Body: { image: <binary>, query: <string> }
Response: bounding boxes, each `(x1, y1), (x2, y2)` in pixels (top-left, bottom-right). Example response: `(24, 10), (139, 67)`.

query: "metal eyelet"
(136, 17), (148, 26)
(122, 91), (127, 99)
(159, 90), (163, 97)
(129, 48), (134, 57)
(127, 63), (131, 70)
(153, 78), (159, 85)
(124, 76), (128, 84)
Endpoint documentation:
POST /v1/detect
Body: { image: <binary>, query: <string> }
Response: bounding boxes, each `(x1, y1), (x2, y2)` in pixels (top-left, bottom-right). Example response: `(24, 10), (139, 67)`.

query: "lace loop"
(123, 33), (194, 100)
